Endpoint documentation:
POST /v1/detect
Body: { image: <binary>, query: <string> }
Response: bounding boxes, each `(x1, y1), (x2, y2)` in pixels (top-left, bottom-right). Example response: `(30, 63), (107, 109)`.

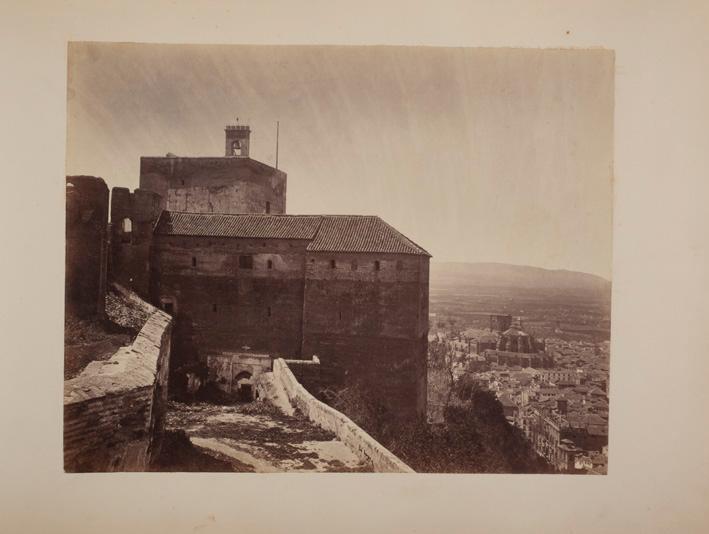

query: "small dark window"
(163, 302), (174, 314)
(191, 257), (197, 267)
(374, 260), (381, 271)
(212, 304), (217, 312)
(181, 180), (185, 185)
(396, 260), (404, 271)
(330, 259), (336, 269)
(239, 255), (253, 269)
(266, 201), (271, 214)
(310, 258), (315, 263)
(267, 306), (272, 317)
(351, 260), (358, 271)
(267, 259), (273, 270)
(339, 310), (342, 321)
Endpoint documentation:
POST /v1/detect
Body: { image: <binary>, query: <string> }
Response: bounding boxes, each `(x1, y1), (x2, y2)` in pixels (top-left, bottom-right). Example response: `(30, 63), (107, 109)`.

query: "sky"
(66, 44), (613, 279)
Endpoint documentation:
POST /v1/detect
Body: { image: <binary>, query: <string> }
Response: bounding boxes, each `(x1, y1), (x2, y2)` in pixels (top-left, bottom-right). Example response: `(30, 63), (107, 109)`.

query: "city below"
(427, 262), (611, 474)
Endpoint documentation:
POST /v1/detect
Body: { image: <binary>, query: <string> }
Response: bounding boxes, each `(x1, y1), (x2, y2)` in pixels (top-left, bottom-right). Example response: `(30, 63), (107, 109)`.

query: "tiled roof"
(307, 215), (429, 256)
(155, 211), (430, 256)
(155, 211), (322, 240)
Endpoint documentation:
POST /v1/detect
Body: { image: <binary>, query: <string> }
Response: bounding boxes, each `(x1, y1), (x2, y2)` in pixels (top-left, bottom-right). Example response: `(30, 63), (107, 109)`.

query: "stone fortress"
(71, 121), (430, 422)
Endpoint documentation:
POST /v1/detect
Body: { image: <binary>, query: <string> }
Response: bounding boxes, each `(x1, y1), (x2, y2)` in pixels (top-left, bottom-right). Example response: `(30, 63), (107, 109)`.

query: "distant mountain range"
(430, 262), (612, 294)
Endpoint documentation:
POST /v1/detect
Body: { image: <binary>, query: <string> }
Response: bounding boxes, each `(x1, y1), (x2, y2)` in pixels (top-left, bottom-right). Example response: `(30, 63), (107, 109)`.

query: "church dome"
(497, 318), (535, 353)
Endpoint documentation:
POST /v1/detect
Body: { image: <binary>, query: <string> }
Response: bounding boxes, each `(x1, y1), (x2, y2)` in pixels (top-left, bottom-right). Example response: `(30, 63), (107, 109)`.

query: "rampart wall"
(66, 176), (109, 318)
(272, 358), (414, 473)
(110, 187), (163, 298)
(63, 298), (172, 472)
(282, 357), (325, 395)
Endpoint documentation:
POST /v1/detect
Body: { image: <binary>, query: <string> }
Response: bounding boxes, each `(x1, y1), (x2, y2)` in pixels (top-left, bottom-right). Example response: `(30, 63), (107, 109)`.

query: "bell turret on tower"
(225, 121), (250, 157)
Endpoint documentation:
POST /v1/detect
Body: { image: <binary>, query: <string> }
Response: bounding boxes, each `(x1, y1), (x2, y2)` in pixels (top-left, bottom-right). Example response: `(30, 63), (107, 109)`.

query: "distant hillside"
(430, 262), (611, 294)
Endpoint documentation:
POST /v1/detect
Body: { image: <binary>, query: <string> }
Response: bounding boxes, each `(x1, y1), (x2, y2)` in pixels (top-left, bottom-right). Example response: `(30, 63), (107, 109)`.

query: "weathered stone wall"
(110, 187), (163, 298)
(206, 352), (272, 397)
(65, 176), (109, 318)
(150, 238), (429, 419)
(150, 236), (309, 369)
(139, 156), (286, 215)
(302, 252), (429, 420)
(63, 302), (172, 472)
(272, 359), (414, 473)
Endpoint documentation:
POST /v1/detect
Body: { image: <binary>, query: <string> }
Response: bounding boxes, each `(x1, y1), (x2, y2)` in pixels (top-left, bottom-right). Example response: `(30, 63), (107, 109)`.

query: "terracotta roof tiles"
(155, 211), (430, 256)
(307, 215), (429, 255)
(155, 211), (322, 240)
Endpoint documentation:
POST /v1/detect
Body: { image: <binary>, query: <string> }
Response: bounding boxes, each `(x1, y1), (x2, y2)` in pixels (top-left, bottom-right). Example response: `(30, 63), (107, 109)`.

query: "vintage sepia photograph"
(64, 43), (613, 474)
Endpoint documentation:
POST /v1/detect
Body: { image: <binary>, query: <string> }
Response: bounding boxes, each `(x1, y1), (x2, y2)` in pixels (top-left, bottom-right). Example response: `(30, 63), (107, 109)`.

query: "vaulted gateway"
(206, 352), (272, 401)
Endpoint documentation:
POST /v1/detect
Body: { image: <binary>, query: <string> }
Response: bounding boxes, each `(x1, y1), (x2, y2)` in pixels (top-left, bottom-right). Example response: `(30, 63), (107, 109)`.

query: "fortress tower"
(224, 123), (251, 157)
(104, 122), (429, 421)
(139, 122), (285, 215)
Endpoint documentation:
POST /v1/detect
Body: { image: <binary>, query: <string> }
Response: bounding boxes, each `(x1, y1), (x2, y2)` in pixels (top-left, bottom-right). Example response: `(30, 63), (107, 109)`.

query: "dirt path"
(154, 401), (372, 473)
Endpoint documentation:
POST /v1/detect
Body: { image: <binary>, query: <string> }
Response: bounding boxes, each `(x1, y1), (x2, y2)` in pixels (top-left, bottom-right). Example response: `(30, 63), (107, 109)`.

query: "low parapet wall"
(64, 295), (172, 472)
(272, 358), (414, 473)
(282, 356), (324, 394)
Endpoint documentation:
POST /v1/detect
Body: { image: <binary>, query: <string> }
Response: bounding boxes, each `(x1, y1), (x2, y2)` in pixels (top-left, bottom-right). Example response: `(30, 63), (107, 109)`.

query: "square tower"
(225, 124), (251, 157)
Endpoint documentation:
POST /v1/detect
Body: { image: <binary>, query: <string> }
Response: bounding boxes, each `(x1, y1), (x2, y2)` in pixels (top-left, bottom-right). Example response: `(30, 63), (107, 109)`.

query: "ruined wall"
(272, 359), (414, 473)
(139, 157), (286, 215)
(65, 176), (109, 318)
(150, 236), (309, 373)
(301, 252), (429, 420)
(110, 187), (162, 298)
(63, 305), (172, 472)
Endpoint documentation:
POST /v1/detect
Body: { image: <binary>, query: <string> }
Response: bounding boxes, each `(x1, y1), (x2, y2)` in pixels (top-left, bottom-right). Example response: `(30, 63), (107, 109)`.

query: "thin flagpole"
(275, 120), (280, 169)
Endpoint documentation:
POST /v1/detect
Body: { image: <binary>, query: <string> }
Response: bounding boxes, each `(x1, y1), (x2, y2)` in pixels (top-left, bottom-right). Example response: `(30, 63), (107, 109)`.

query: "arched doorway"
(233, 371), (253, 402)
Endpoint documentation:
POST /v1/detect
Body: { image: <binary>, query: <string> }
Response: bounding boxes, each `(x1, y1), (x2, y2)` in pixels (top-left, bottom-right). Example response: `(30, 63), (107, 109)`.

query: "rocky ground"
(153, 400), (373, 473)
(64, 288), (151, 379)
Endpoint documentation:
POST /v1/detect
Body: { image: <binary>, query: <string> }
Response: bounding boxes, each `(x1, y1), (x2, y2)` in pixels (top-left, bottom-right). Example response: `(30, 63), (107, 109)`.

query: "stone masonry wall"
(66, 176), (109, 318)
(150, 237), (429, 419)
(139, 156), (286, 215)
(63, 300), (172, 472)
(272, 358), (414, 473)
(302, 252), (429, 420)
(110, 187), (163, 298)
(150, 235), (310, 367)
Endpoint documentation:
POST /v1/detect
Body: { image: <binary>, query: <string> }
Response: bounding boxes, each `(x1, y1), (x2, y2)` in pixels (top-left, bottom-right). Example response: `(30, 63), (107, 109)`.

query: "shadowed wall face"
(65, 176), (109, 318)
(301, 252), (429, 420)
(151, 236), (309, 362)
(150, 234), (429, 420)
(110, 187), (163, 297)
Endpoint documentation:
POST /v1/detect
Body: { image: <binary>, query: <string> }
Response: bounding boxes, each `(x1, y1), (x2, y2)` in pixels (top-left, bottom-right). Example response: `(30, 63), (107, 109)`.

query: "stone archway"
(234, 371), (254, 402)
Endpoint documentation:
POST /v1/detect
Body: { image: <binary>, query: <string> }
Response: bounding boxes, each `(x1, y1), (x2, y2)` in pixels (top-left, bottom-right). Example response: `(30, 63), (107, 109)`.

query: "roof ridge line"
(163, 210), (322, 218)
(376, 216), (432, 257)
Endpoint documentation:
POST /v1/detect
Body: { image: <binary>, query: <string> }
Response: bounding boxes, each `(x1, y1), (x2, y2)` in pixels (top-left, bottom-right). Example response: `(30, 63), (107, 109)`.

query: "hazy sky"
(67, 44), (613, 279)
